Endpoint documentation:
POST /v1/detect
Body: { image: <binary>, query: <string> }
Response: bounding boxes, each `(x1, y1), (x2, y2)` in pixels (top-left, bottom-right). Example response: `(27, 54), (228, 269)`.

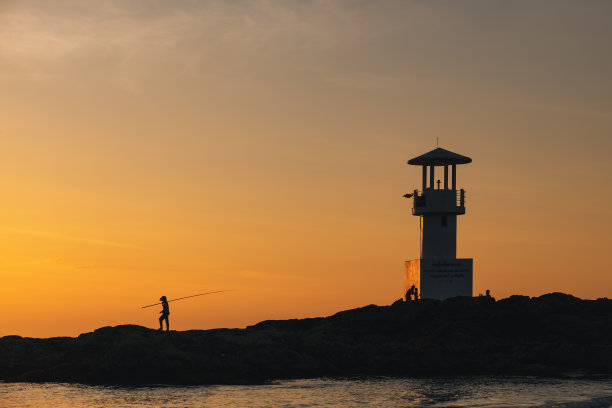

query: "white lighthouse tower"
(404, 147), (473, 300)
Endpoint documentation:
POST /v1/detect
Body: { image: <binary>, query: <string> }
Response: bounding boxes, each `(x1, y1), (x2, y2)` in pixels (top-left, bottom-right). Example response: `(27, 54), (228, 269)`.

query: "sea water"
(1, 377), (611, 407)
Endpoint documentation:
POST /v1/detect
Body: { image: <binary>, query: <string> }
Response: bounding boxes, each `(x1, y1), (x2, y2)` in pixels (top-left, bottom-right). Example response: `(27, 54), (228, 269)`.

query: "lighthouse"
(404, 147), (473, 300)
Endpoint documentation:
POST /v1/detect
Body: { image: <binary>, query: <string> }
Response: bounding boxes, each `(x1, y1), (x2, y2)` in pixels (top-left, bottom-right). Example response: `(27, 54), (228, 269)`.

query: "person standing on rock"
(159, 296), (170, 331)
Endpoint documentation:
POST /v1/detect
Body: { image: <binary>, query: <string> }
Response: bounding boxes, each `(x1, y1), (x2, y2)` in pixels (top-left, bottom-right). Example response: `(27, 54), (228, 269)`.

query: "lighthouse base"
(404, 258), (473, 300)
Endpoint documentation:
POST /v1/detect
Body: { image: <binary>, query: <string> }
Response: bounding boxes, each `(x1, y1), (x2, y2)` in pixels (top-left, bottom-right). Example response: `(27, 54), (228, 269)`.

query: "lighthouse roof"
(408, 147), (472, 166)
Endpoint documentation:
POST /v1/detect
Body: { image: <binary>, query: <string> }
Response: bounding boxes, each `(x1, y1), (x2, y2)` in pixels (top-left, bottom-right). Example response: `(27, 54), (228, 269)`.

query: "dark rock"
(1, 293), (610, 385)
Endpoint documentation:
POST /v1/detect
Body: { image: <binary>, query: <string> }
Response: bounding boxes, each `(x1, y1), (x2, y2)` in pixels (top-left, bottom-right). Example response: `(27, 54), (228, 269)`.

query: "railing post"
(460, 189), (465, 207)
(444, 165), (448, 190)
(429, 165), (435, 190)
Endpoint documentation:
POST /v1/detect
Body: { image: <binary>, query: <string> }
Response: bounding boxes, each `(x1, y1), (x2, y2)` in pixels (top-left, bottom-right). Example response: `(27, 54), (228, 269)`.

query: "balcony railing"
(413, 188), (465, 208)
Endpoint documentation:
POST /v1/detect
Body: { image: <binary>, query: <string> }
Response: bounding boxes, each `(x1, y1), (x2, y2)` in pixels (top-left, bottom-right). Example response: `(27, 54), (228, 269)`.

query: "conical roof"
(408, 147), (472, 166)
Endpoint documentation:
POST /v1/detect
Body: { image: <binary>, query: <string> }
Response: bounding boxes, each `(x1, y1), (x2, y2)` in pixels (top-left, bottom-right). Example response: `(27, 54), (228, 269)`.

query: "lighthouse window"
(441, 216), (447, 227)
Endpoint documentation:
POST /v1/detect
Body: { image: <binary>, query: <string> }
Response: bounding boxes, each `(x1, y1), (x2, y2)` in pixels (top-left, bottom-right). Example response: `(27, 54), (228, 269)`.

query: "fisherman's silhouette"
(159, 296), (170, 331)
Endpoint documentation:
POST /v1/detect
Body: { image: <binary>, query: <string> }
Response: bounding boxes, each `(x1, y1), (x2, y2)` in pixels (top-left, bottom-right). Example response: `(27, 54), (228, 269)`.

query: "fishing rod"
(141, 290), (231, 309)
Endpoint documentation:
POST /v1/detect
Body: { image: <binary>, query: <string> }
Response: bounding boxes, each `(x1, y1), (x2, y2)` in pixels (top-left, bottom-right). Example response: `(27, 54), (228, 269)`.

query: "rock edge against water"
(1, 293), (611, 385)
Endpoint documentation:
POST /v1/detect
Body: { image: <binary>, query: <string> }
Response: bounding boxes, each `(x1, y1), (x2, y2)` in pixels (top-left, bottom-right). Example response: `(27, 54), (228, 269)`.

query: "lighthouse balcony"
(412, 189), (465, 215)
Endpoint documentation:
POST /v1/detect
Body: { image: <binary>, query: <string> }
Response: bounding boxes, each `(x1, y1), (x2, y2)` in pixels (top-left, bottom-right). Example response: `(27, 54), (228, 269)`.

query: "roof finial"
(436, 137), (439, 148)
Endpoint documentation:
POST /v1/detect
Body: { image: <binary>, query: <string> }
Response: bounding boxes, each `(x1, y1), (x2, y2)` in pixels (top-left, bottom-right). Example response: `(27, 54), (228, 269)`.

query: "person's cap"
(160, 296), (166, 300)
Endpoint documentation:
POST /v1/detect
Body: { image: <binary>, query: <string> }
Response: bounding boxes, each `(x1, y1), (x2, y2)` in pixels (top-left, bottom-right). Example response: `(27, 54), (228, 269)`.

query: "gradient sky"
(1, 0), (611, 337)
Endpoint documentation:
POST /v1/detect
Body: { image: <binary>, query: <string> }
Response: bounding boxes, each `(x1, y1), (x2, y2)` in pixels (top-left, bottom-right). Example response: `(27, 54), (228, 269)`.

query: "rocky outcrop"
(1, 293), (610, 384)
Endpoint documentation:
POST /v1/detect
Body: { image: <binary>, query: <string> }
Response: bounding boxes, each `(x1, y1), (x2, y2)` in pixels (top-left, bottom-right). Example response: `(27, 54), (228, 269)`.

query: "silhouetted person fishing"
(141, 291), (231, 330)
(159, 296), (170, 331)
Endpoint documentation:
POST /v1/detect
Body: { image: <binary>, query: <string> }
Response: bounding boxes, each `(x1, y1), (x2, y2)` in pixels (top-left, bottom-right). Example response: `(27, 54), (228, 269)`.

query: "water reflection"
(0, 377), (611, 408)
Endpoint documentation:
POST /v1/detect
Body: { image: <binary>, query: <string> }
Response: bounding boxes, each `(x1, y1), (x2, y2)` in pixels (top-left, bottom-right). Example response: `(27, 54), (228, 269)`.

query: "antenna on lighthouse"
(436, 138), (439, 148)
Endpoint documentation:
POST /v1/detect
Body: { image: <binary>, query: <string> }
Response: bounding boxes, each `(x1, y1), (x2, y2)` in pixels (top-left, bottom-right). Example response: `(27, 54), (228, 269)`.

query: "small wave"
(534, 396), (612, 408)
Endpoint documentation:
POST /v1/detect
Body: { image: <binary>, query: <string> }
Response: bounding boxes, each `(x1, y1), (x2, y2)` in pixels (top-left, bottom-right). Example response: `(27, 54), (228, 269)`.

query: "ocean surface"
(1, 377), (611, 408)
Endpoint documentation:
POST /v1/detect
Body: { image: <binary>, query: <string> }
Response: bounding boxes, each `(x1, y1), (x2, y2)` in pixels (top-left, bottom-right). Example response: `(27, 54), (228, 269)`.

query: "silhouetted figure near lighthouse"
(406, 284), (418, 301)
(159, 296), (170, 331)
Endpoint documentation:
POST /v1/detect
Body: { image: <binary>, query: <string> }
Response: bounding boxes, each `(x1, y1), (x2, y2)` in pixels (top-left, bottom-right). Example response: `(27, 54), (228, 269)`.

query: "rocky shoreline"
(1, 293), (610, 385)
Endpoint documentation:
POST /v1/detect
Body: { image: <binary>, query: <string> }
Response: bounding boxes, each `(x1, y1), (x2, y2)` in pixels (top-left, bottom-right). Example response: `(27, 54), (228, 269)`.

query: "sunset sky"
(1, 0), (611, 337)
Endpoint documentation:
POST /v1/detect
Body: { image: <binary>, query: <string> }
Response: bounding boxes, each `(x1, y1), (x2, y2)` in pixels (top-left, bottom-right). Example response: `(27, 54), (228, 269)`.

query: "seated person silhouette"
(159, 296), (170, 331)
(406, 285), (418, 301)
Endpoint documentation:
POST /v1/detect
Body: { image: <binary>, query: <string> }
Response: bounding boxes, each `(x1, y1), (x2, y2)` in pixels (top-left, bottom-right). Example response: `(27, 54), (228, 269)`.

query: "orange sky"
(1, 1), (611, 337)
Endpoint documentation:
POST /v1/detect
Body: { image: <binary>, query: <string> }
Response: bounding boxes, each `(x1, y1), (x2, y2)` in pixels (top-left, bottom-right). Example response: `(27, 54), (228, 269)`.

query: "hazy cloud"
(0, 228), (146, 250)
(2, 0), (610, 102)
